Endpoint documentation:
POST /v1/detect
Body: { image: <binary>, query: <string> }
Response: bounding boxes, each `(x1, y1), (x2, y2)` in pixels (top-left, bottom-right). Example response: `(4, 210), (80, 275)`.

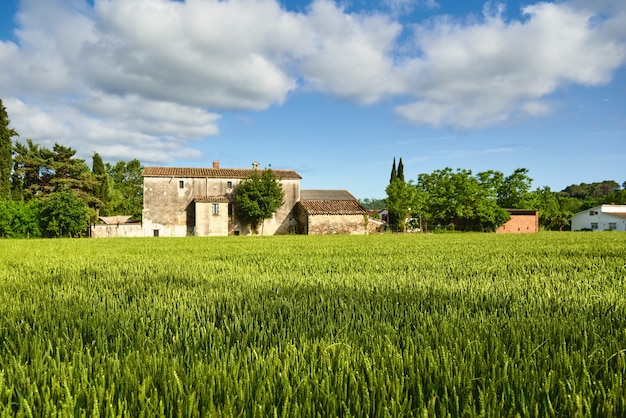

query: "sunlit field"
(1, 233), (625, 416)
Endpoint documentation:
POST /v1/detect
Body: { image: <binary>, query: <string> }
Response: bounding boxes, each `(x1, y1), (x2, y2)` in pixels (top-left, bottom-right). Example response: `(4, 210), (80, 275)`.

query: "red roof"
(298, 190), (367, 215)
(142, 166), (301, 180)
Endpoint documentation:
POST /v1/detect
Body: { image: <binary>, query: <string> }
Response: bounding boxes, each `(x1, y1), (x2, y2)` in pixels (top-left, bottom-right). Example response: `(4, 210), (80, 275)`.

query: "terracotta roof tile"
(300, 189), (356, 200)
(298, 199), (367, 215)
(142, 166), (302, 180)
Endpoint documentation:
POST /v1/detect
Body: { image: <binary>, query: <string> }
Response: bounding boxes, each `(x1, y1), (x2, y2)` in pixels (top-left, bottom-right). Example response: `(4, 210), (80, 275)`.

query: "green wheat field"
(1, 233), (625, 417)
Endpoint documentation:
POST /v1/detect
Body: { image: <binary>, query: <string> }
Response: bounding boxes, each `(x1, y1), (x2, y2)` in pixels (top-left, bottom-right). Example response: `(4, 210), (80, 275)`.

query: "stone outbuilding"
(295, 190), (370, 235)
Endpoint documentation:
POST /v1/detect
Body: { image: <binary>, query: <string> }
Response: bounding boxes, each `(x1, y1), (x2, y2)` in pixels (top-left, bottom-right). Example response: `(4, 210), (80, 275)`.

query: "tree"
(0, 199), (40, 238)
(531, 186), (574, 231)
(0, 100), (18, 200)
(397, 158), (405, 182)
(39, 187), (91, 237)
(385, 178), (419, 232)
(360, 197), (386, 210)
(103, 159), (143, 220)
(390, 157), (397, 183)
(11, 140), (95, 202)
(234, 167), (285, 235)
(417, 168), (510, 231)
(497, 168), (533, 209)
(92, 152), (108, 213)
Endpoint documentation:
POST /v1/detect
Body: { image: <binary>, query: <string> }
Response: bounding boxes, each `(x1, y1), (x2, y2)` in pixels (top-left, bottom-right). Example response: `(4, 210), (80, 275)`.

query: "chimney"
(213, 160), (219, 169)
(252, 161), (259, 170)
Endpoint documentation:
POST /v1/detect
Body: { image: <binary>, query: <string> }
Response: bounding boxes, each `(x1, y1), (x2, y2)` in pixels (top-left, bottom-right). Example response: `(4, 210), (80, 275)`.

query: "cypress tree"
(390, 157), (397, 183)
(397, 157), (405, 182)
(0, 100), (18, 200)
(92, 152), (108, 212)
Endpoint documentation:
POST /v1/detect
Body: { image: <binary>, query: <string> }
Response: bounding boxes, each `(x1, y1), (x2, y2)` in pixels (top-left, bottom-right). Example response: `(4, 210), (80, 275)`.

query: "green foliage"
(563, 180), (620, 199)
(11, 140), (95, 203)
(0, 233), (625, 416)
(0, 99), (18, 200)
(91, 152), (108, 211)
(497, 167), (533, 209)
(39, 188), (91, 237)
(101, 159), (143, 220)
(234, 168), (285, 234)
(417, 167), (511, 231)
(359, 197), (386, 210)
(0, 199), (40, 238)
(397, 157), (404, 182)
(385, 178), (419, 231)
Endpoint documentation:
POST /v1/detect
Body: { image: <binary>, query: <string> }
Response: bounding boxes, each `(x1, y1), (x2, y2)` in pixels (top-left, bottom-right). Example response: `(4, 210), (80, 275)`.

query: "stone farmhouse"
(139, 161), (375, 237)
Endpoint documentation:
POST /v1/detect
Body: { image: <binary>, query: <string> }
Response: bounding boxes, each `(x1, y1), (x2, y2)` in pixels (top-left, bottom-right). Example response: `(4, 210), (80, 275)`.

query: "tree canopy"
(0, 99), (18, 200)
(234, 167), (285, 234)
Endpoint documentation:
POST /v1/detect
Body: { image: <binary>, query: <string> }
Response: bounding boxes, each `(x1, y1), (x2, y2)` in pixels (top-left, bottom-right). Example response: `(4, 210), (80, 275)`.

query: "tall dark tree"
(12, 140), (95, 202)
(0, 100), (18, 200)
(390, 157), (397, 183)
(234, 167), (285, 235)
(397, 158), (405, 182)
(92, 152), (108, 213)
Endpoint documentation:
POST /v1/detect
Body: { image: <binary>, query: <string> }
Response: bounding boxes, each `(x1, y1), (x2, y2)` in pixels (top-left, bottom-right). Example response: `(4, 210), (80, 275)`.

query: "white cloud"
(394, 1), (626, 127)
(0, 0), (625, 163)
(298, 1), (404, 103)
(5, 98), (204, 165)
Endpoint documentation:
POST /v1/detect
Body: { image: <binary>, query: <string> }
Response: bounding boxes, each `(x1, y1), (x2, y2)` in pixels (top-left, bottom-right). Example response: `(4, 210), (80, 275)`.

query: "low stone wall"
(308, 214), (367, 235)
(91, 224), (144, 238)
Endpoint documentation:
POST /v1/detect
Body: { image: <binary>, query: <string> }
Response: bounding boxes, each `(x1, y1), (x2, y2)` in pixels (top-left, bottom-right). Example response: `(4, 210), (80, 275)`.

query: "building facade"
(142, 162), (301, 237)
(140, 162), (371, 237)
(571, 204), (626, 231)
(496, 209), (539, 233)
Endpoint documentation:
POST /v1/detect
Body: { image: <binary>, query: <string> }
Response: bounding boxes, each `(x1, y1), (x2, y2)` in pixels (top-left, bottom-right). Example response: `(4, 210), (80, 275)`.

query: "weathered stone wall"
(195, 202), (229, 236)
(497, 214), (538, 233)
(307, 214), (367, 235)
(91, 224), (144, 238)
(142, 176), (300, 236)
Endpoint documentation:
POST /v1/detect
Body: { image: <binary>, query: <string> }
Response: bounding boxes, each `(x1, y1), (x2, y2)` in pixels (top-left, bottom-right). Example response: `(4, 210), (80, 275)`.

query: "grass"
(0, 232), (625, 416)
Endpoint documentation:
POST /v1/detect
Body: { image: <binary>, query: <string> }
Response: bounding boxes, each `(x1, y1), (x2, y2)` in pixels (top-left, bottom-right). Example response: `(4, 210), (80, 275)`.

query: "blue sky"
(0, 0), (624, 199)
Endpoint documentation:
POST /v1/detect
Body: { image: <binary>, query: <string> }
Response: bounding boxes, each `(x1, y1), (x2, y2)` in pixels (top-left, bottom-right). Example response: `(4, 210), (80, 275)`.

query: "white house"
(571, 204), (626, 232)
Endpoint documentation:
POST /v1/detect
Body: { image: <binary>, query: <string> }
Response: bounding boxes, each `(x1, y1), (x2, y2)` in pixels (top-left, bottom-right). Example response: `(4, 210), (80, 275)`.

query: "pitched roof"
(300, 189), (357, 200)
(99, 215), (133, 224)
(142, 166), (302, 180)
(299, 189), (366, 215)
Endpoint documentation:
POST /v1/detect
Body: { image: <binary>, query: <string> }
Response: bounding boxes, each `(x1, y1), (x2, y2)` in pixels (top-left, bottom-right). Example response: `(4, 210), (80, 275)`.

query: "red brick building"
(496, 209), (539, 233)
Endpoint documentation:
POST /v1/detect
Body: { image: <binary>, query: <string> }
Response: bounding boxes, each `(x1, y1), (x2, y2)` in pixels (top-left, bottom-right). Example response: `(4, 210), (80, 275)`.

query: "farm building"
(496, 209), (539, 233)
(140, 162), (371, 237)
(295, 190), (370, 235)
(571, 204), (626, 231)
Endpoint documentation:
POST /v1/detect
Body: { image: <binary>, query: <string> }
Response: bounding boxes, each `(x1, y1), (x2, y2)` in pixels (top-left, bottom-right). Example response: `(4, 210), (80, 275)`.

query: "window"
(591, 222), (598, 230)
(609, 222), (617, 230)
(227, 181), (233, 189)
(179, 180), (184, 189)
(212, 203), (219, 215)
(153, 230), (160, 237)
